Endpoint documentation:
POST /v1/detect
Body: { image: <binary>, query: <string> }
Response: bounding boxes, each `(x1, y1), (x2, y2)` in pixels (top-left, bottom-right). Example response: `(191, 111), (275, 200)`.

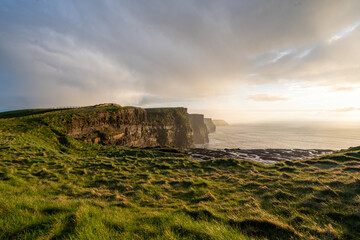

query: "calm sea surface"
(201, 122), (360, 150)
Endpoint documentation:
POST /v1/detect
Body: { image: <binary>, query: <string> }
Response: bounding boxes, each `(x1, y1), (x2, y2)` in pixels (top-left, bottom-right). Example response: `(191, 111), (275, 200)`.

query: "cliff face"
(188, 114), (209, 144)
(67, 107), (193, 149)
(204, 118), (216, 133)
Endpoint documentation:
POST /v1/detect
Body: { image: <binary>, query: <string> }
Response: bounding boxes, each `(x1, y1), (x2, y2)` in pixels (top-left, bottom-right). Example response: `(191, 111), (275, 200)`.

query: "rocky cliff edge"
(67, 105), (193, 149)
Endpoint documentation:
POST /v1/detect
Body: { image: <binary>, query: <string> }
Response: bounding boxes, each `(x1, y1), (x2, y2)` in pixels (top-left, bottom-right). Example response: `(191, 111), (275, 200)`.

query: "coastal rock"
(213, 119), (229, 126)
(204, 118), (216, 133)
(188, 114), (209, 144)
(189, 148), (335, 165)
(67, 106), (193, 149)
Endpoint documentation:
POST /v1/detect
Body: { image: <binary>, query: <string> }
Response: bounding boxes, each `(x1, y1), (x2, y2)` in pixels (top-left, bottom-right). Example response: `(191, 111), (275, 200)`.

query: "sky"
(1, 0), (360, 123)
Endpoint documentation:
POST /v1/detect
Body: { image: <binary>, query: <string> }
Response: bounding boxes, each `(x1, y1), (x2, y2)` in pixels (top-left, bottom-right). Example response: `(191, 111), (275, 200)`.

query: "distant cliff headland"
(212, 119), (229, 126)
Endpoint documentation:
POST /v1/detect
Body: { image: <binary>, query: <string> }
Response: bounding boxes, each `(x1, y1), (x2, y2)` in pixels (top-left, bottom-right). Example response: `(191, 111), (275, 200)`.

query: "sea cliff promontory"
(0, 104), (219, 148)
(204, 118), (216, 133)
(67, 105), (194, 149)
(188, 114), (209, 144)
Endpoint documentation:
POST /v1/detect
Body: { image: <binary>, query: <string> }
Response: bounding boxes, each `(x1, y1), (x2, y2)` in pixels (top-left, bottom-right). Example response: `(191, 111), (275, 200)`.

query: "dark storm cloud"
(0, 0), (359, 108)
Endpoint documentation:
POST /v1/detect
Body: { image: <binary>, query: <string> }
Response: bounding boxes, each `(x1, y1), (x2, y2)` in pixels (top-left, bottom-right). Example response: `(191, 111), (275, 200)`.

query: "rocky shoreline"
(189, 148), (335, 165)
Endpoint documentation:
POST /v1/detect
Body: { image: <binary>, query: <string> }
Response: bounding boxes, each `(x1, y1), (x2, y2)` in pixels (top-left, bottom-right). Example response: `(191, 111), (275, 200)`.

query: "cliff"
(188, 114), (209, 144)
(204, 118), (216, 133)
(67, 105), (193, 149)
(213, 119), (229, 126)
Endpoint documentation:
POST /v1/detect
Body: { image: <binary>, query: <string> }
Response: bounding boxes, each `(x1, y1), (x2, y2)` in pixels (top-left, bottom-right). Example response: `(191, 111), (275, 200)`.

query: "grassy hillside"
(0, 108), (359, 239)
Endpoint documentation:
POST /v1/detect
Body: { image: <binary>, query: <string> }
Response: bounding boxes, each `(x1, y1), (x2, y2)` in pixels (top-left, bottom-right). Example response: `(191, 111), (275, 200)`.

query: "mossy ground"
(0, 108), (359, 239)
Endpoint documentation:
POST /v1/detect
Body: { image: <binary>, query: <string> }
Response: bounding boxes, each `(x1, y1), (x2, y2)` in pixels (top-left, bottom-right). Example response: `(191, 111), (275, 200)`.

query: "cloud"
(328, 107), (360, 112)
(330, 86), (358, 92)
(328, 21), (360, 43)
(0, 0), (359, 108)
(247, 94), (289, 102)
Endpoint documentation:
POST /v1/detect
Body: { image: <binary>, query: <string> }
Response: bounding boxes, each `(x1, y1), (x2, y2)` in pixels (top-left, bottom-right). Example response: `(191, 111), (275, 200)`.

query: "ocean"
(201, 122), (360, 150)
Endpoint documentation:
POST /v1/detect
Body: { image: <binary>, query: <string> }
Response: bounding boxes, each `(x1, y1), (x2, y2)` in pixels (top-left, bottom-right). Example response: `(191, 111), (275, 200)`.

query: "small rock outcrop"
(204, 118), (216, 133)
(67, 106), (193, 149)
(188, 114), (209, 144)
(213, 119), (229, 126)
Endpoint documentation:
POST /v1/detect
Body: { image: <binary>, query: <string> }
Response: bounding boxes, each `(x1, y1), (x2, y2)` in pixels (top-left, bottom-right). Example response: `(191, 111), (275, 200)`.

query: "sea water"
(202, 122), (360, 150)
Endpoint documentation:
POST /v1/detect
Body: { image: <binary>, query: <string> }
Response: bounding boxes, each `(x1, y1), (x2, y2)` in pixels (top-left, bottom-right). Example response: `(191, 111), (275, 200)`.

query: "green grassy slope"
(0, 108), (66, 119)
(0, 108), (359, 239)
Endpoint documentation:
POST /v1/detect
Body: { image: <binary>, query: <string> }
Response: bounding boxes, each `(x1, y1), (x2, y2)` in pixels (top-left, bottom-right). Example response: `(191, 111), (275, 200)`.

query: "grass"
(0, 107), (359, 239)
(0, 108), (72, 119)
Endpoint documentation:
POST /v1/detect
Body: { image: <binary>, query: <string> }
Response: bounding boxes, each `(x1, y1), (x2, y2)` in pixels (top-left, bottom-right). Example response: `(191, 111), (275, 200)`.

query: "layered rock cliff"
(204, 118), (216, 133)
(188, 114), (209, 144)
(67, 106), (193, 149)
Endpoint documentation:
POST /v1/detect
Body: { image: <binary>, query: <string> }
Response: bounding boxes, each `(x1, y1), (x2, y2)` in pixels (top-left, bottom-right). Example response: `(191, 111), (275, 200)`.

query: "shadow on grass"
(2, 220), (53, 239)
(51, 213), (78, 239)
(327, 212), (360, 239)
(172, 225), (212, 240)
(229, 219), (301, 240)
(182, 208), (222, 222)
